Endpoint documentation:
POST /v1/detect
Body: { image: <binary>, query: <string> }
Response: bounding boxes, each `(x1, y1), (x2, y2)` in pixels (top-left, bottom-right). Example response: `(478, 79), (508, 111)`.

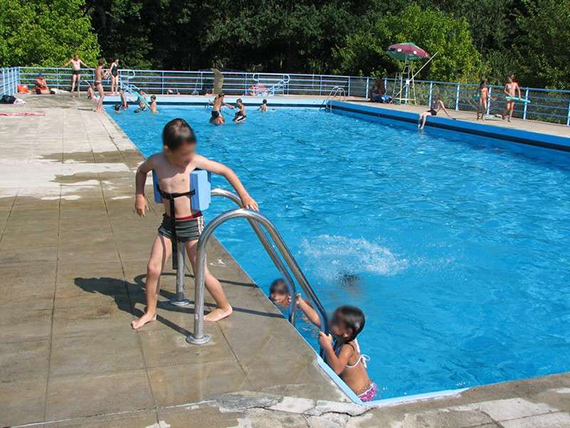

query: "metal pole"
(187, 209), (329, 347)
(365, 77), (369, 99)
(170, 244), (190, 307)
(522, 88), (529, 120)
(567, 101), (570, 126)
(211, 188), (297, 324)
(428, 82), (433, 106)
(455, 83), (460, 111)
(347, 77), (351, 97)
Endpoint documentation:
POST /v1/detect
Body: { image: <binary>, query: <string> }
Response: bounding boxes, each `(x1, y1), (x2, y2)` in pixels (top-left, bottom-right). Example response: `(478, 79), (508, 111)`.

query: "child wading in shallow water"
(132, 118), (258, 329)
(297, 298), (377, 402)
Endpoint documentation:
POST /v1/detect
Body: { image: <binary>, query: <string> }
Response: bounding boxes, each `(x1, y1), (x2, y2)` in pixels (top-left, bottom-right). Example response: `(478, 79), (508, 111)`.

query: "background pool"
(109, 105), (570, 399)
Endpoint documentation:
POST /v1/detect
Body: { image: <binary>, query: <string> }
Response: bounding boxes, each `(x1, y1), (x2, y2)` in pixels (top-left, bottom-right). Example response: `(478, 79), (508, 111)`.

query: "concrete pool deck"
(0, 94), (569, 427)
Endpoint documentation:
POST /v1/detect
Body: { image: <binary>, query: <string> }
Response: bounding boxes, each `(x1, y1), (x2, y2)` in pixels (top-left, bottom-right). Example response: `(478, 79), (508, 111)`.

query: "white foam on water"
(299, 235), (408, 281)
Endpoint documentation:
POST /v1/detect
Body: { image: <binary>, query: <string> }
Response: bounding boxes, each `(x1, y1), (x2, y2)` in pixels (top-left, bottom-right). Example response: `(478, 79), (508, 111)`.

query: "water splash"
(299, 235), (408, 281)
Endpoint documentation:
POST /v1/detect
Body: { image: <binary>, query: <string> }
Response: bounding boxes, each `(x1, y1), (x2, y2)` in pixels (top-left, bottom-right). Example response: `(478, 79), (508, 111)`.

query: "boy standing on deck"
(132, 118), (258, 329)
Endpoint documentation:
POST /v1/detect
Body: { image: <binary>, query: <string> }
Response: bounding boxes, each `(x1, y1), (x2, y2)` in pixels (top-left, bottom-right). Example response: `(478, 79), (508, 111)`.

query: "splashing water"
(300, 235), (408, 281)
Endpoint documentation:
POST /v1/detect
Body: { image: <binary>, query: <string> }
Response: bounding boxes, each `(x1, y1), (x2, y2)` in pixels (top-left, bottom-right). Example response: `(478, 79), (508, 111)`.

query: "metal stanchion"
(169, 244), (190, 307)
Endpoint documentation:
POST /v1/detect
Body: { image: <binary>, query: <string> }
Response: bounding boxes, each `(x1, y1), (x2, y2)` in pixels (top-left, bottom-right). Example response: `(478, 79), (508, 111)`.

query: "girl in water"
(297, 298), (377, 402)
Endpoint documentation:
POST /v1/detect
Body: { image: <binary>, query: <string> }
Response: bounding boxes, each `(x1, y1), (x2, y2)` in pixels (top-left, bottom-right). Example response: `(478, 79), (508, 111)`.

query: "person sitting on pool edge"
(233, 99), (246, 123)
(132, 118), (258, 329)
(210, 93), (234, 125)
(297, 298), (377, 402)
(34, 73), (52, 95)
(418, 94), (452, 129)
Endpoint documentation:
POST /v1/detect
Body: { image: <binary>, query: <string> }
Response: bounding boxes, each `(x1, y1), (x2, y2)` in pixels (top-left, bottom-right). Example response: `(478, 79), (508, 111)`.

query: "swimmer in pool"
(258, 99), (268, 113)
(210, 93), (234, 125)
(418, 95), (452, 129)
(150, 95), (159, 114)
(233, 99), (246, 123)
(269, 279), (291, 308)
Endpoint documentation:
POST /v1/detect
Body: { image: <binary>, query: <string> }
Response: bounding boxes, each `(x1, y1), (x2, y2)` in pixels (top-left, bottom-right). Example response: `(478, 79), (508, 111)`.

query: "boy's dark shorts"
(158, 214), (204, 242)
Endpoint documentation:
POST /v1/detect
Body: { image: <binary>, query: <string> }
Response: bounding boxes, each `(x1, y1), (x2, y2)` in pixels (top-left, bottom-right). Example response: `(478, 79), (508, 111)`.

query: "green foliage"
(1, 0), (569, 88)
(514, 0), (570, 88)
(0, 0), (100, 67)
(334, 5), (483, 82)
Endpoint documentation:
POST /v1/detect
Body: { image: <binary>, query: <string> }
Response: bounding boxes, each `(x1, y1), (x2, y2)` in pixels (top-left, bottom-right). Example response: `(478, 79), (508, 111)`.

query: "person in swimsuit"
(95, 58), (109, 113)
(258, 99), (268, 113)
(233, 98), (246, 123)
(477, 79), (489, 121)
(109, 58), (120, 95)
(418, 94), (452, 129)
(502, 75), (521, 123)
(34, 74), (51, 94)
(209, 93), (234, 125)
(297, 299), (377, 402)
(62, 55), (89, 94)
(269, 279), (291, 308)
(132, 118), (258, 329)
(86, 82), (95, 100)
(150, 95), (159, 114)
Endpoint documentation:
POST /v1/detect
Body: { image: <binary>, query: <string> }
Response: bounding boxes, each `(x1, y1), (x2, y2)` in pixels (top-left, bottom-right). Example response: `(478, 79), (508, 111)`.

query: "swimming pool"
(109, 105), (570, 400)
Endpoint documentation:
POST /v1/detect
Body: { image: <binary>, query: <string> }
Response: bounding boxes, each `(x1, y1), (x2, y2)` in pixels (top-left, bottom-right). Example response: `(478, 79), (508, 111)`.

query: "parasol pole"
(390, 52), (438, 104)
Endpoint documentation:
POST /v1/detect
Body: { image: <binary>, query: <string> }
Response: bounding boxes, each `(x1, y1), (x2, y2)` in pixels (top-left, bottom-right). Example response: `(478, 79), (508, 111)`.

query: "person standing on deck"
(95, 59), (109, 113)
(502, 75), (521, 122)
(109, 58), (120, 95)
(62, 55), (90, 94)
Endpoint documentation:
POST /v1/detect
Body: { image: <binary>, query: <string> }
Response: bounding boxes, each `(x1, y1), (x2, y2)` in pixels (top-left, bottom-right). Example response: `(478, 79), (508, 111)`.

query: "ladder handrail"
(211, 189), (297, 323)
(323, 85), (346, 110)
(187, 208), (329, 349)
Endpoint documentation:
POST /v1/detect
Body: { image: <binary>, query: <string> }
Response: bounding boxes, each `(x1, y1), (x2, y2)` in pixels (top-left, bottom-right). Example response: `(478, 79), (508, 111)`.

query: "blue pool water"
(109, 105), (570, 399)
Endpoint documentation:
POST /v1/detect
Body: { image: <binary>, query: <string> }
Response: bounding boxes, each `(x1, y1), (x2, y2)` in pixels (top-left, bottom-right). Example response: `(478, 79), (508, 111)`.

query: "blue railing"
(0, 67), (20, 96)
(384, 78), (570, 126)
(8, 66), (570, 125)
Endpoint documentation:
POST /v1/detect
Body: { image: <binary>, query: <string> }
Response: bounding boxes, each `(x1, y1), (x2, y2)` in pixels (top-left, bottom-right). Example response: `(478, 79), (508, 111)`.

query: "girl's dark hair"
(162, 118), (197, 150)
(262, 99), (267, 104)
(333, 306), (365, 342)
(98, 58), (105, 65)
(269, 278), (288, 293)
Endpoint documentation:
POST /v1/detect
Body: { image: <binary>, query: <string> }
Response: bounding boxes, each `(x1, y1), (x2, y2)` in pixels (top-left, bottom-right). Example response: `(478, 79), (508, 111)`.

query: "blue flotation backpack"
(152, 168), (211, 268)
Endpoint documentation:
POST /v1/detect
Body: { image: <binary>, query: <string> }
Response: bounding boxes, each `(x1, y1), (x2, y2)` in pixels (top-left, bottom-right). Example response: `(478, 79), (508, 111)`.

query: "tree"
(0, 0), (100, 67)
(334, 5), (483, 82)
(514, 0), (570, 88)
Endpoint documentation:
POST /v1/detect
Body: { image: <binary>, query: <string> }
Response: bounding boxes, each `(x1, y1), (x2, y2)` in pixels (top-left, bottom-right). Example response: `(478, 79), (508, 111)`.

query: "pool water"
(109, 105), (570, 399)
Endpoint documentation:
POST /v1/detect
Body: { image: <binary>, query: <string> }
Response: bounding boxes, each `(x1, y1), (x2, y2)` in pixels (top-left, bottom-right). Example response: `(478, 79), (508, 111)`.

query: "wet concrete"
(1, 94), (569, 427)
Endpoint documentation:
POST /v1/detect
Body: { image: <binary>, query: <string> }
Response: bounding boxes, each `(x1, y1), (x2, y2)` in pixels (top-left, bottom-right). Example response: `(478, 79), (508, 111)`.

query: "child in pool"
(258, 99), (268, 113)
(233, 99), (246, 123)
(269, 278), (290, 307)
(297, 298), (377, 402)
(150, 95), (159, 114)
(132, 118), (258, 329)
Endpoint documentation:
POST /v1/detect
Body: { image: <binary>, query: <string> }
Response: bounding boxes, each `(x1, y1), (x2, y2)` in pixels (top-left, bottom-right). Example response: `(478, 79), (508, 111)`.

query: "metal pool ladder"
(171, 188), (329, 347)
(322, 86), (347, 111)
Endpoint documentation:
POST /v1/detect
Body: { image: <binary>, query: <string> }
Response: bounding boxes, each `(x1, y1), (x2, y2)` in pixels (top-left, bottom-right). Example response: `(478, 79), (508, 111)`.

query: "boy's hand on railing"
(135, 195), (148, 217)
(242, 195), (259, 211)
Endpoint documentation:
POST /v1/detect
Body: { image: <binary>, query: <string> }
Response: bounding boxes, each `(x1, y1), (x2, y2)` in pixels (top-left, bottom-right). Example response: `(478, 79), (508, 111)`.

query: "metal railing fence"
(384, 78), (570, 126)
(5, 66), (570, 125)
(0, 68), (20, 96)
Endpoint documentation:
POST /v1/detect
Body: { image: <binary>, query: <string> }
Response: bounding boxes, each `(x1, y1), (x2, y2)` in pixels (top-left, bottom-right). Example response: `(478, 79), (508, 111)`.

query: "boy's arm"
(319, 334), (353, 375)
(134, 156), (155, 217)
(223, 102), (235, 109)
(297, 295), (321, 327)
(194, 156), (258, 211)
(62, 59), (72, 67)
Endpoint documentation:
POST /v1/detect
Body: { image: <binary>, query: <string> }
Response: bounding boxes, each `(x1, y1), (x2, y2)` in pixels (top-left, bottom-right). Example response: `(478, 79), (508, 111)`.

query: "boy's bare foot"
(131, 312), (157, 330)
(204, 306), (233, 322)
